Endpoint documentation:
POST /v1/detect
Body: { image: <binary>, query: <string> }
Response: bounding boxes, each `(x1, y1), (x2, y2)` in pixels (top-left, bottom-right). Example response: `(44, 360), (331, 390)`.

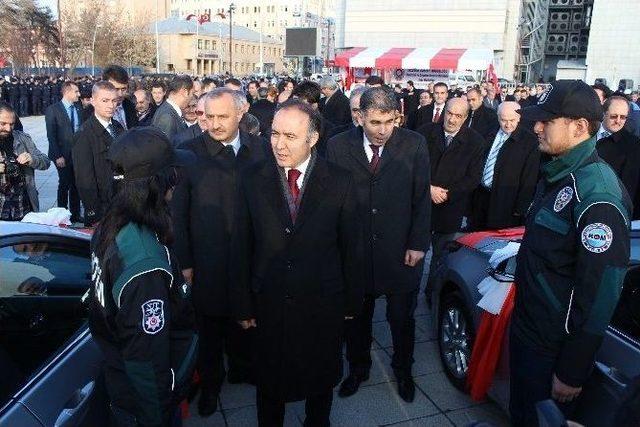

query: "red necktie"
(369, 144), (381, 173)
(287, 169), (302, 221)
(433, 107), (441, 123)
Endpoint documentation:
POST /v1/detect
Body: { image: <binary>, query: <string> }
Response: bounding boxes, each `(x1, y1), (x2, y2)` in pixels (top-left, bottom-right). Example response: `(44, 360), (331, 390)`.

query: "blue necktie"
(68, 105), (76, 132)
(482, 132), (507, 188)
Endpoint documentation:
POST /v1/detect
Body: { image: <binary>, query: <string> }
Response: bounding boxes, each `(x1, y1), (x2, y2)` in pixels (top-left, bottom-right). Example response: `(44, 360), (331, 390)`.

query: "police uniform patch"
(553, 186), (573, 212)
(581, 223), (613, 253)
(142, 299), (165, 334)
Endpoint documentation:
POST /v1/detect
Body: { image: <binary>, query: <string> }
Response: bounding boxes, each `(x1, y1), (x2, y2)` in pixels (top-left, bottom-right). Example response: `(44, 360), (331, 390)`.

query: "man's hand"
(238, 319), (257, 329)
(430, 186), (448, 204)
(404, 250), (425, 267)
(55, 157), (66, 168)
(551, 374), (582, 403)
(182, 268), (194, 285)
(16, 152), (32, 166)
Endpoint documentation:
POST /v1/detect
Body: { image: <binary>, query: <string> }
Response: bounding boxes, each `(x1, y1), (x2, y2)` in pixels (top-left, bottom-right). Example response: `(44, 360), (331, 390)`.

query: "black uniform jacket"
(322, 90), (351, 127)
(596, 128), (640, 219)
(326, 126), (431, 295)
(72, 115), (124, 223)
(479, 126), (540, 229)
(229, 153), (364, 401)
(421, 124), (485, 233)
(171, 130), (268, 316)
(513, 137), (631, 388)
(45, 101), (84, 162)
(89, 223), (197, 427)
(464, 104), (500, 143)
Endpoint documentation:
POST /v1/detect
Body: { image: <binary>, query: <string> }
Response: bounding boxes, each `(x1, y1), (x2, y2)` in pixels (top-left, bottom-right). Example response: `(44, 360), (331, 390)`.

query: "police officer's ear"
(571, 117), (596, 139)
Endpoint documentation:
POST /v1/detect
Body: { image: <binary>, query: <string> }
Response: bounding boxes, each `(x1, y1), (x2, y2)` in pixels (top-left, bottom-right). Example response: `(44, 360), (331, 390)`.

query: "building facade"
(155, 18), (285, 75)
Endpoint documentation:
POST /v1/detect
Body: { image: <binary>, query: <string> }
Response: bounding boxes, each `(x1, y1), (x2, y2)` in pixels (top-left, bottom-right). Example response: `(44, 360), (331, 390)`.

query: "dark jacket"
(45, 101), (84, 162)
(513, 137), (631, 387)
(321, 90), (351, 127)
(464, 104), (500, 143)
(173, 123), (204, 147)
(152, 101), (187, 142)
(72, 115), (124, 224)
(248, 99), (276, 136)
(8, 131), (51, 212)
(420, 124), (486, 233)
(89, 223), (197, 426)
(596, 128), (640, 219)
(326, 127), (431, 295)
(483, 96), (501, 111)
(408, 103), (444, 131)
(230, 153), (363, 401)
(171, 131), (269, 316)
(135, 104), (157, 128)
(474, 126), (540, 229)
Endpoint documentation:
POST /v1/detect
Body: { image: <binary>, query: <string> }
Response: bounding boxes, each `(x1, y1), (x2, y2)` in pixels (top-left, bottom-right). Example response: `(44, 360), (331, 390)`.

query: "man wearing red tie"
(230, 100), (364, 426)
(327, 86), (431, 402)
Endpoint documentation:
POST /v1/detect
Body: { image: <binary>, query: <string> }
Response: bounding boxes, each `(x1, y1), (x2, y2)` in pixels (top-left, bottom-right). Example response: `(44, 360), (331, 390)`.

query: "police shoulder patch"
(581, 223), (613, 253)
(553, 186), (574, 212)
(141, 299), (165, 334)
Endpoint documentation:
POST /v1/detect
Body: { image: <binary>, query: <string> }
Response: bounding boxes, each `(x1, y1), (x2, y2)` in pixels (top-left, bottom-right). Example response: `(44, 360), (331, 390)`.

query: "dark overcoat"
(230, 154), (363, 401)
(326, 126), (431, 295)
(171, 131), (268, 316)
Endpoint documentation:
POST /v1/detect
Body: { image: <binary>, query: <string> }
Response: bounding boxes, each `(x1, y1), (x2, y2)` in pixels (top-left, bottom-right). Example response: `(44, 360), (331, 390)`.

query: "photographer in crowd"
(0, 101), (50, 221)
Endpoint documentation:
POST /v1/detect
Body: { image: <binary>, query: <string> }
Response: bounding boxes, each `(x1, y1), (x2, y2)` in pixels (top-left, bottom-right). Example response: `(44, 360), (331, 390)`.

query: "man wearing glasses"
(596, 95), (640, 219)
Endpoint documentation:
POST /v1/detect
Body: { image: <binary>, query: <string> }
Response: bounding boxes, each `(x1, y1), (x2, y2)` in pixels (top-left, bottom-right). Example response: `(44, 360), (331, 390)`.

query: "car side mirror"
(487, 266), (515, 283)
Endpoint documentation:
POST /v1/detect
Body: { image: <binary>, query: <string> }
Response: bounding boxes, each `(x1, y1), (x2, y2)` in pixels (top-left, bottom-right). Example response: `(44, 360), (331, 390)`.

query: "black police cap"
(108, 127), (195, 181)
(518, 80), (603, 122)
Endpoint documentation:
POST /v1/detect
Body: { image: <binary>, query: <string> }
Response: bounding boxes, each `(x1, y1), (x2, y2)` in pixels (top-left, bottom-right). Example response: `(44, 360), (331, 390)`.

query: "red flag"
(199, 13), (210, 25)
(487, 63), (501, 95)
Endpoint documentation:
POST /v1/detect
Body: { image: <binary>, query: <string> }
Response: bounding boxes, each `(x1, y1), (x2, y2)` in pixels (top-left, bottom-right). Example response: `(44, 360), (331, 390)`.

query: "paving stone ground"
(22, 115), (510, 427)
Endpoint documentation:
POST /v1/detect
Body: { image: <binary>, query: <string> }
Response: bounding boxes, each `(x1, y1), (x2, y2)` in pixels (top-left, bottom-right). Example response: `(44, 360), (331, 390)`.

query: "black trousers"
(426, 232), (457, 291)
(56, 164), (81, 220)
(345, 291), (417, 378)
(470, 187), (491, 231)
(196, 315), (253, 395)
(257, 388), (332, 427)
(509, 332), (577, 427)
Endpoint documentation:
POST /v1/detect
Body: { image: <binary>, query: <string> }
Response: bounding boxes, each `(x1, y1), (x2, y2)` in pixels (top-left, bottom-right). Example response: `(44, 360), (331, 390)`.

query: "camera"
(0, 157), (21, 179)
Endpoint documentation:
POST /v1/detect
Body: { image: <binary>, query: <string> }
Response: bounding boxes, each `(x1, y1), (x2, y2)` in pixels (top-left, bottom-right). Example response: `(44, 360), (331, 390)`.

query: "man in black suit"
(465, 87), (500, 143)
(330, 86), (366, 136)
(152, 75), (193, 142)
(171, 88), (268, 417)
(230, 100), (363, 426)
(102, 65), (138, 130)
(483, 86), (501, 111)
(408, 81), (447, 130)
(319, 76), (351, 127)
(292, 81), (335, 157)
(596, 96), (640, 219)
(133, 89), (155, 127)
(173, 95), (209, 146)
(72, 81), (123, 226)
(248, 87), (276, 136)
(327, 87), (431, 402)
(150, 81), (166, 107)
(471, 101), (540, 230)
(421, 98), (485, 288)
(45, 81), (83, 223)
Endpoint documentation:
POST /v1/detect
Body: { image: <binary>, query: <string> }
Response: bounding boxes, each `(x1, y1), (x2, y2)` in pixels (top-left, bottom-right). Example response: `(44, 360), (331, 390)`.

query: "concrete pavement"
(21, 115), (510, 427)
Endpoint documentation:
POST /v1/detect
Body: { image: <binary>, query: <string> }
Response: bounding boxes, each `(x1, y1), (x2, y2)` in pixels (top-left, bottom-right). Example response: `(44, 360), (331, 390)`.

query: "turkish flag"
(487, 63), (501, 95)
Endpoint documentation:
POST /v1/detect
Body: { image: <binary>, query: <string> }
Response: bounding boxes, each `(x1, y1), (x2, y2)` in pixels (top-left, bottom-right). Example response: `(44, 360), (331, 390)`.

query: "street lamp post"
(91, 24), (102, 76)
(229, 2), (235, 76)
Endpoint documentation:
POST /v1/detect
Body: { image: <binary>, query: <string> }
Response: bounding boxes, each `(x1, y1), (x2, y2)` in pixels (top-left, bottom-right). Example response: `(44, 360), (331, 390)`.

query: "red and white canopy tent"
(333, 47), (494, 88)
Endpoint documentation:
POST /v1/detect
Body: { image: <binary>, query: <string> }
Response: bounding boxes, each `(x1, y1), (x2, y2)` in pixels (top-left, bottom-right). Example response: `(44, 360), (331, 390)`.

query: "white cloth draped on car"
(476, 241), (520, 315)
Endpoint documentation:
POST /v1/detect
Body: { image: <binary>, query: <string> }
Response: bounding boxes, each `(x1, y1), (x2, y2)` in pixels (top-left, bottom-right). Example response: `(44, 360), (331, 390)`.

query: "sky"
(36, 0), (59, 18)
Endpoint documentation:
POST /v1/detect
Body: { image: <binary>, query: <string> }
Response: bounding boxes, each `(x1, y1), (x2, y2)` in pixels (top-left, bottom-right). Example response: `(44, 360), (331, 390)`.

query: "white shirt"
(95, 114), (115, 132)
(432, 103), (445, 120)
(285, 154), (311, 189)
(363, 132), (385, 162)
(444, 130), (459, 141)
(221, 131), (241, 156)
(166, 98), (183, 118)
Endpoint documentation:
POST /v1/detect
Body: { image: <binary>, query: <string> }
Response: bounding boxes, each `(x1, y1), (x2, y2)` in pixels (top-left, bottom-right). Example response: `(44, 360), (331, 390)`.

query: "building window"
(186, 59), (192, 70)
(235, 43), (239, 52)
(213, 41), (217, 50)
(204, 40), (210, 49)
(241, 45), (244, 53)
(197, 39), (202, 49)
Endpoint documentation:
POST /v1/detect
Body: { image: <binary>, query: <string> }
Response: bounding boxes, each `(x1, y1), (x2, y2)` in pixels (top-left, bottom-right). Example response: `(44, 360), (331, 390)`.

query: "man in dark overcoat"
(171, 88), (268, 417)
(231, 100), (363, 426)
(326, 86), (431, 402)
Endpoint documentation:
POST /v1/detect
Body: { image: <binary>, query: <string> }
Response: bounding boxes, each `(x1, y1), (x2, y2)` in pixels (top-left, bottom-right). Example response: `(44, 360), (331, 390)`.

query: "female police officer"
(88, 127), (197, 426)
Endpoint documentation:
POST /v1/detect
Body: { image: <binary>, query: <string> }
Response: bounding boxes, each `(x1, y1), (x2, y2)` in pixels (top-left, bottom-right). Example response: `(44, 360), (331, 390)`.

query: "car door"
(0, 234), (107, 427)
(573, 264), (640, 426)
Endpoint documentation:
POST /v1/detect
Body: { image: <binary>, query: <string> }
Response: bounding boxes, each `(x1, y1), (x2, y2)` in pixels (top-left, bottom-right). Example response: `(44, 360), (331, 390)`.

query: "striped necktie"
(482, 132), (507, 188)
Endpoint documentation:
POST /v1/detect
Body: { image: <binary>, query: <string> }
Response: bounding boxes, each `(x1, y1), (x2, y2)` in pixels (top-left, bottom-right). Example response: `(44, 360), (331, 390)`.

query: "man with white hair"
(471, 101), (540, 230)
(319, 75), (351, 126)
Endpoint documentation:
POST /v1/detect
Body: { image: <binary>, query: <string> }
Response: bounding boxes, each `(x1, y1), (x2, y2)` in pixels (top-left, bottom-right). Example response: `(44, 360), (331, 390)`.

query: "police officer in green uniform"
(510, 80), (632, 425)
(88, 127), (197, 426)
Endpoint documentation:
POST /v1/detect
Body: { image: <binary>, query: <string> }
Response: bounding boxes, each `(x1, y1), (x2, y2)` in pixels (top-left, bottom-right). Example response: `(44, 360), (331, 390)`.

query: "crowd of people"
(1, 64), (640, 426)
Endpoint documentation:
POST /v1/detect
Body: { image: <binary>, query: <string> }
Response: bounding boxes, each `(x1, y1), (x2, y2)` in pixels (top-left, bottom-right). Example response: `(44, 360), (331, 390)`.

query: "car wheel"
(438, 291), (474, 391)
